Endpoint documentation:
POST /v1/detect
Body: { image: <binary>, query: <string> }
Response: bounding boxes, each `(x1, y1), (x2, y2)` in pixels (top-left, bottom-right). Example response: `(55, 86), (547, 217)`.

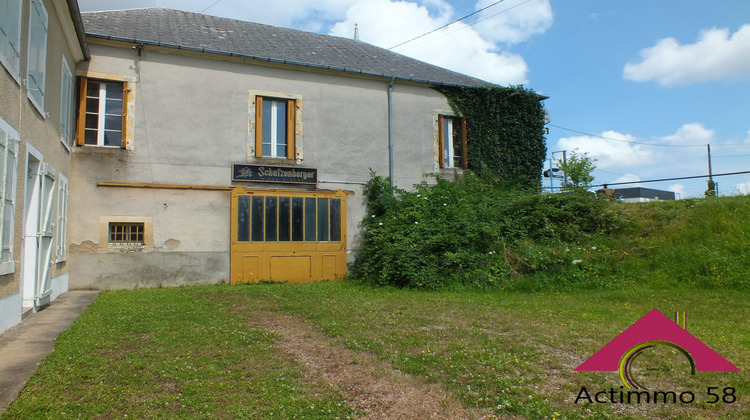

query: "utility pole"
(706, 144), (716, 196)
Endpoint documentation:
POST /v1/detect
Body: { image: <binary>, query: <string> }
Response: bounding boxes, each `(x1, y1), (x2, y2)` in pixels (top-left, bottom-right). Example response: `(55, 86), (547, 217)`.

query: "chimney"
(354, 23), (360, 41)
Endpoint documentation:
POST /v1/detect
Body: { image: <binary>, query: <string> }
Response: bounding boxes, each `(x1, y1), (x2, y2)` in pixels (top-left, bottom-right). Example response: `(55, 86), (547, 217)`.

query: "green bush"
(349, 173), (622, 289)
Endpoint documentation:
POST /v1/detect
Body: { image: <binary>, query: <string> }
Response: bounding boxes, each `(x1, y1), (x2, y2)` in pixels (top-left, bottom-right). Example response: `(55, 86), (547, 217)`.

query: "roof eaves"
(85, 32), (485, 89)
(67, 0), (90, 60)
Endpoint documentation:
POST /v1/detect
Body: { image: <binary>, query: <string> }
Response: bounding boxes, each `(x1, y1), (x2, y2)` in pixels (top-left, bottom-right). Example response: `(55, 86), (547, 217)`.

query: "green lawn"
(4, 282), (748, 419)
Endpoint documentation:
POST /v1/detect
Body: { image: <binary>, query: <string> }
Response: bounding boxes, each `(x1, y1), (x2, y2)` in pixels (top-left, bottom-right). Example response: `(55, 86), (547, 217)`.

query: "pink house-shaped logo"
(576, 309), (738, 388)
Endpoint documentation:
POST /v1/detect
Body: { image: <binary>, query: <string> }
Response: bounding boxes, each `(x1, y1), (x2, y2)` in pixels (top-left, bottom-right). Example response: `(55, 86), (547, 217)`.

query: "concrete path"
(0, 291), (99, 413)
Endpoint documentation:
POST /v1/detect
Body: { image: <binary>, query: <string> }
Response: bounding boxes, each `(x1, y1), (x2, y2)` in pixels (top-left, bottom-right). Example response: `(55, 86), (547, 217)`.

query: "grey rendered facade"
(68, 8), (485, 289)
(1, 4), (507, 333)
(0, 0), (87, 333)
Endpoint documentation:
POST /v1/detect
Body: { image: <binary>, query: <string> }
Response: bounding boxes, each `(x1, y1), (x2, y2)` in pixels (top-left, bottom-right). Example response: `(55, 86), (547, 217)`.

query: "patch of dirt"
(246, 310), (495, 419)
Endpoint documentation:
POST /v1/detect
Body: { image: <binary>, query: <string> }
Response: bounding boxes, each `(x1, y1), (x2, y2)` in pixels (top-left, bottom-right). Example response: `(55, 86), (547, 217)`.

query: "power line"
(549, 124), (750, 149)
(388, 0), (506, 50)
(548, 124), (705, 148)
(591, 170), (750, 188)
(394, 0), (534, 53)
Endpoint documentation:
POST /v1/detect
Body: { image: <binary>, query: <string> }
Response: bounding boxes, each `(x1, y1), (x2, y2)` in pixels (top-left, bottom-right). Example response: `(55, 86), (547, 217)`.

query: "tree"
(557, 149), (596, 191)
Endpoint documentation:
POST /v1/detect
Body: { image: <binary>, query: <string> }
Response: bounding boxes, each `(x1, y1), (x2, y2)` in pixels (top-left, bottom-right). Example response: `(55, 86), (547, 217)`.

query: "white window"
(438, 115), (467, 169)
(0, 117), (18, 275)
(56, 174), (68, 261)
(81, 79), (124, 147)
(60, 58), (73, 148)
(255, 96), (296, 159)
(0, 0), (22, 79)
(27, 0), (48, 113)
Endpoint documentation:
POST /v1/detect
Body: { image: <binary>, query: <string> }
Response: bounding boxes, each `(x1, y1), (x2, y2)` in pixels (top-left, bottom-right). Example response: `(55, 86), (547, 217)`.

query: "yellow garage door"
(230, 187), (347, 284)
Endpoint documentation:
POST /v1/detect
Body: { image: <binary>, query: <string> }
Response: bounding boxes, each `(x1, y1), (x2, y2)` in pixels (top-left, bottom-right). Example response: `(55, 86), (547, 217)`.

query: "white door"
(22, 149), (56, 311)
(35, 164), (56, 308)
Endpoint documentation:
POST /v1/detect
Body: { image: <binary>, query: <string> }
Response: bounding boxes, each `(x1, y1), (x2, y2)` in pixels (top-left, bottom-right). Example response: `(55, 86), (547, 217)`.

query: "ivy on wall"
(438, 85), (547, 190)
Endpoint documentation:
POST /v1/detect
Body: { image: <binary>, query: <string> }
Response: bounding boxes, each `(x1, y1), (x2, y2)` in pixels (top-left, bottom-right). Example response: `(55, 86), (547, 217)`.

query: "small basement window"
(109, 222), (144, 246)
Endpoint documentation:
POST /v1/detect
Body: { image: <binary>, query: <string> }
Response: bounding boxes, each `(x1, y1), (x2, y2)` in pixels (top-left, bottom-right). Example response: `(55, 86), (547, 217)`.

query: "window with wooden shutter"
(0, 0), (22, 79)
(75, 76), (131, 149)
(438, 115), (468, 169)
(60, 58), (74, 148)
(26, 0), (48, 113)
(255, 96), (296, 160)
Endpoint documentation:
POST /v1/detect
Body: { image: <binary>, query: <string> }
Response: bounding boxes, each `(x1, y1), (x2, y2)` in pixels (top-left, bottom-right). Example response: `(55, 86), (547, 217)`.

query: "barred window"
(109, 222), (144, 246)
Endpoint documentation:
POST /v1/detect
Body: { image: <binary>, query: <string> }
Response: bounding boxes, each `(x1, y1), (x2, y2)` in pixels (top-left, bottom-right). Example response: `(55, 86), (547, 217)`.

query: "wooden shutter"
(254, 96), (263, 158)
(286, 99), (296, 160)
(437, 115), (445, 168)
(121, 82), (129, 149)
(460, 117), (468, 169)
(75, 76), (87, 146)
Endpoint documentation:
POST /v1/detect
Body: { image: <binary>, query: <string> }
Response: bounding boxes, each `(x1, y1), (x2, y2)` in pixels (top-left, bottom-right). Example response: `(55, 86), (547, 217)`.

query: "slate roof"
(81, 8), (488, 87)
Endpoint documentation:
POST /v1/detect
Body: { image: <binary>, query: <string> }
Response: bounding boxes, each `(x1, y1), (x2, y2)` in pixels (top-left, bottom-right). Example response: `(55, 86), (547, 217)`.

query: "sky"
(78, 0), (750, 198)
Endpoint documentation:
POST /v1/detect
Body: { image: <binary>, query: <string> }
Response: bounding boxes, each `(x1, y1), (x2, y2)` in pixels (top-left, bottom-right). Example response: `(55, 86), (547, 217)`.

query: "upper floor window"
(254, 95), (297, 160)
(60, 58), (74, 148)
(76, 76), (132, 149)
(438, 115), (467, 169)
(0, 0), (22, 79)
(26, 0), (48, 113)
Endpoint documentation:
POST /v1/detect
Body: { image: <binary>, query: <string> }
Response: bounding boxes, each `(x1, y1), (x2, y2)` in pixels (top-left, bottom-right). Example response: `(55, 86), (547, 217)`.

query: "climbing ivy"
(438, 85), (547, 190)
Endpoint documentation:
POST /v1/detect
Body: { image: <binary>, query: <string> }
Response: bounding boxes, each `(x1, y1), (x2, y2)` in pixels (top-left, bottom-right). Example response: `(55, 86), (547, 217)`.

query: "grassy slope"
(3, 195), (749, 419)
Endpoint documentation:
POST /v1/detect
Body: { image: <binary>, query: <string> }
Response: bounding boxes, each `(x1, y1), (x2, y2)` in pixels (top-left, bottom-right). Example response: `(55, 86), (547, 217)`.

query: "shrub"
(349, 173), (623, 289)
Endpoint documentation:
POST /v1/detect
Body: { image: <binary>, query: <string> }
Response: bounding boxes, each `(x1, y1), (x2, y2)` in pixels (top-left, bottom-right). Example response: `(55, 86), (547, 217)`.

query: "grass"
(4, 282), (749, 419)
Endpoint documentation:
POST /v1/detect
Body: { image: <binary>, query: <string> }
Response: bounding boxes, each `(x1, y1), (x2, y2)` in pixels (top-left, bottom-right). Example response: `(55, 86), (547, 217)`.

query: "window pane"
(275, 100), (287, 153)
(317, 198), (329, 242)
(262, 99), (272, 155)
(103, 130), (121, 146)
(104, 115), (122, 131)
(87, 81), (100, 96)
(330, 198), (341, 242)
(251, 196), (264, 241)
(292, 197), (304, 241)
(237, 196), (250, 242)
(106, 82), (123, 100)
(304, 197), (316, 241)
(452, 119), (463, 168)
(85, 114), (99, 129)
(265, 196), (277, 241)
(105, 98), (122, 115)
(278, 197), (291, 242)
(85, 98), (99, 113)
(443, 118), (452, 168)
(84, 129), (98, 145)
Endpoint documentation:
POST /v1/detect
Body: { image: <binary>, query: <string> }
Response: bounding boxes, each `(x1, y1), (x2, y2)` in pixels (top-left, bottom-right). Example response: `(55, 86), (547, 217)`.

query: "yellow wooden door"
(230, 187), (347, 284)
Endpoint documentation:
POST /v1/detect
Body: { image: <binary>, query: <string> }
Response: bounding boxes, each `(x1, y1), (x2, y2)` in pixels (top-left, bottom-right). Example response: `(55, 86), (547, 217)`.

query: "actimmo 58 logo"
(574, 309), (739, 405)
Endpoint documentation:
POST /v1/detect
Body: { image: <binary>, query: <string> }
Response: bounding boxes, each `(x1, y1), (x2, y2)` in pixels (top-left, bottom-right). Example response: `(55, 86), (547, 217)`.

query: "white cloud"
(624, 24), (750, 87)
(473, 0), (553, 44)
(737, 183), (750, 195)
(555, 131), (657, 171)
(659, 122), (714, 145)
(667, 184), (687, 199)
(329, 0), (529, 85)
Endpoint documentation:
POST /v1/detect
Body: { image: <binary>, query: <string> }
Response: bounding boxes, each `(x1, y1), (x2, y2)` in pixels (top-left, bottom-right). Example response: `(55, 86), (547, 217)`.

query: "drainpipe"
(388, 77), (395, 187)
